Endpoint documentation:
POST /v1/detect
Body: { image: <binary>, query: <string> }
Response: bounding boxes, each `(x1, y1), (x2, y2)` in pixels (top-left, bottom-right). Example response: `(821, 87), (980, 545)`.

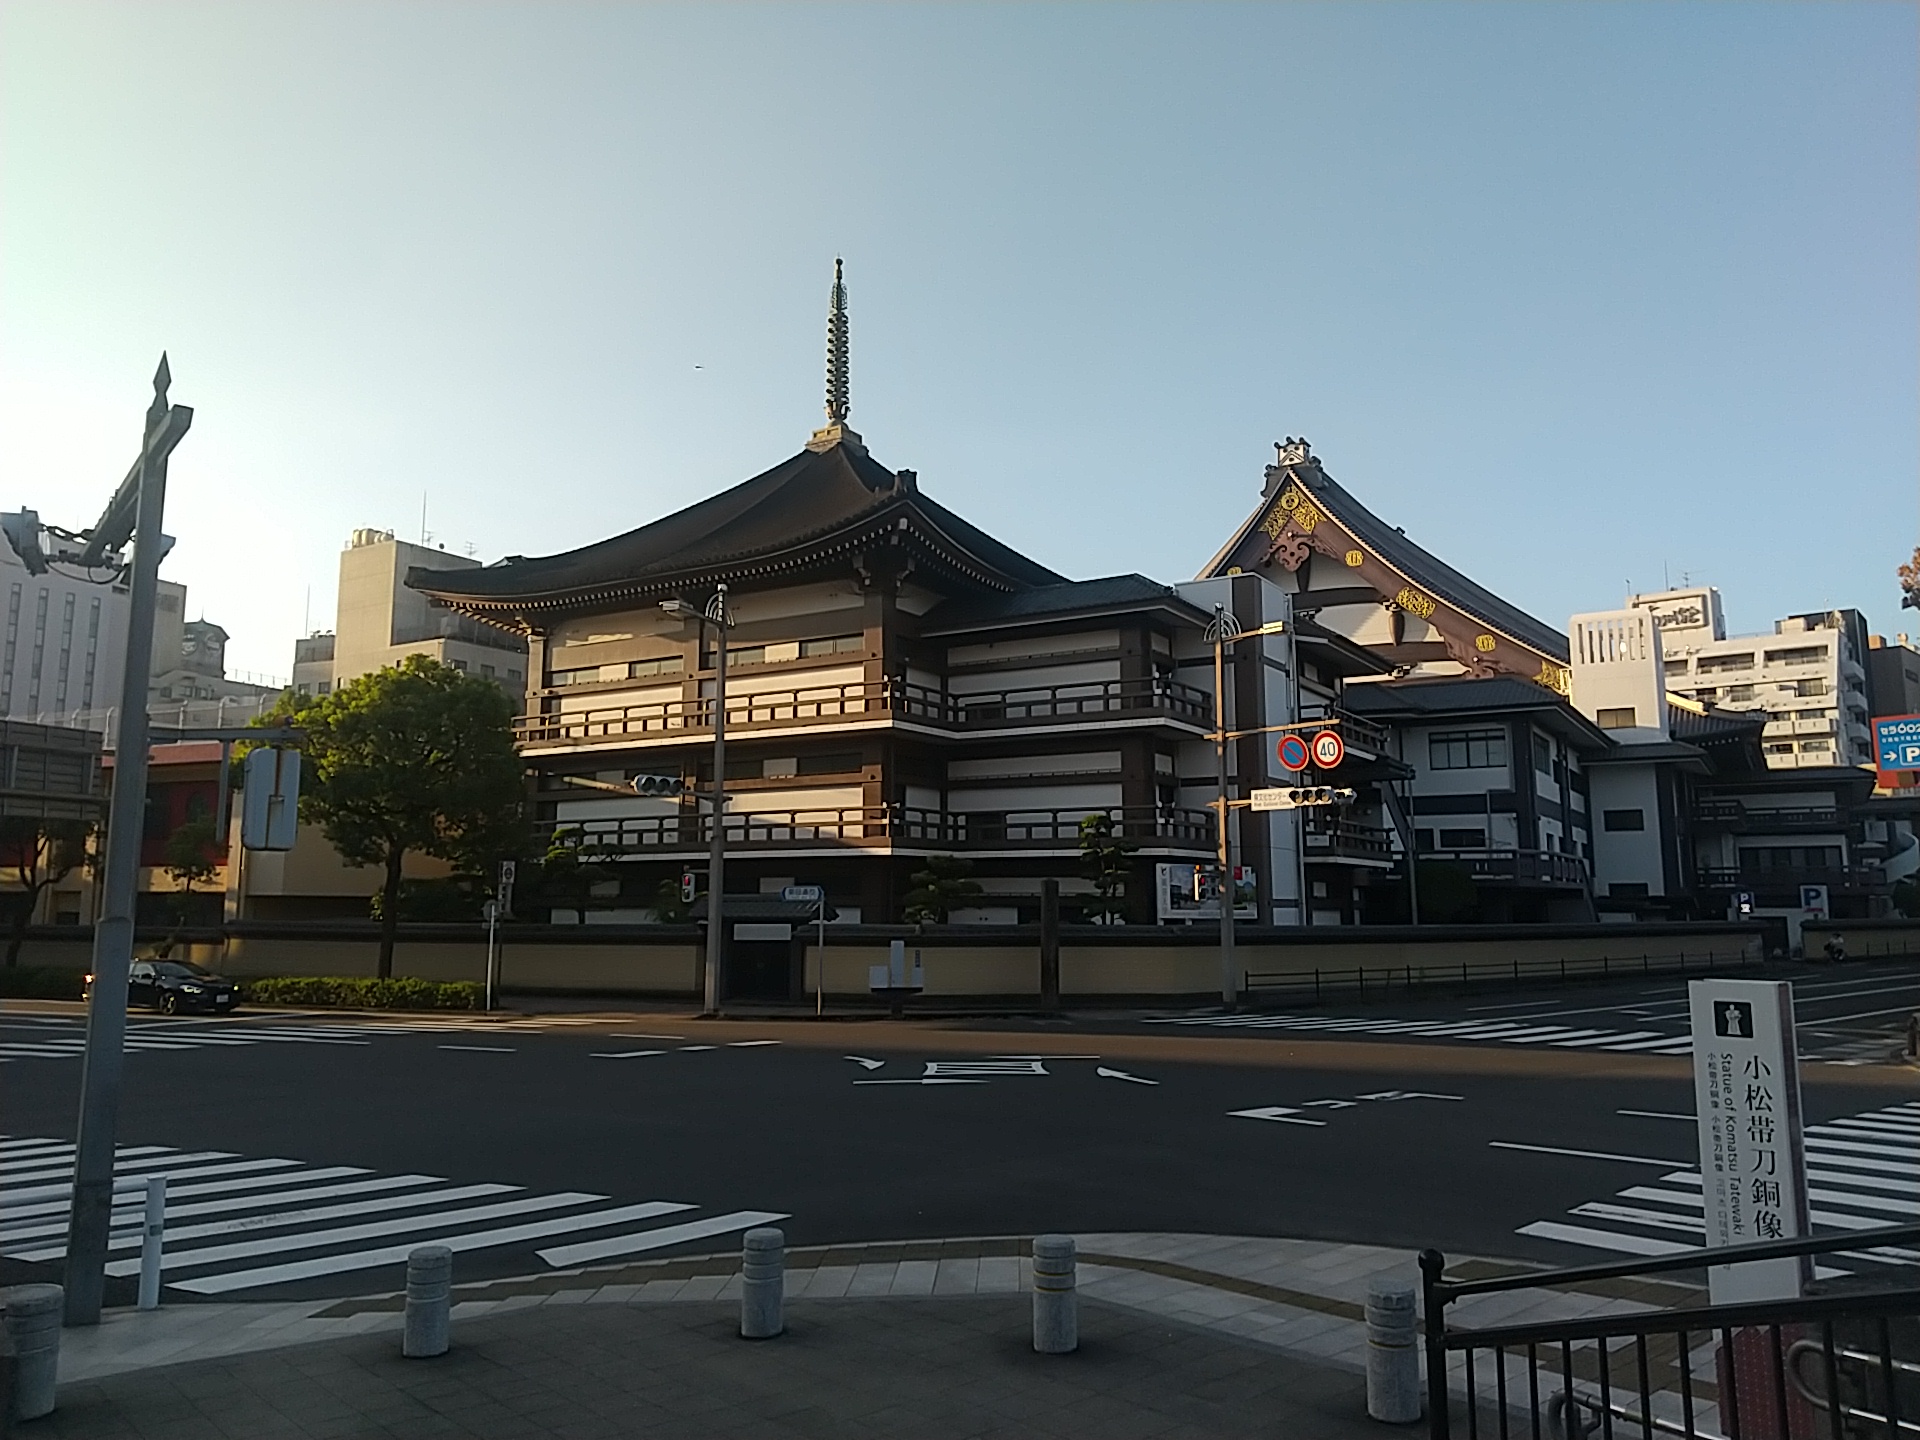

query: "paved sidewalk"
(26, 1233), (1688, 1438)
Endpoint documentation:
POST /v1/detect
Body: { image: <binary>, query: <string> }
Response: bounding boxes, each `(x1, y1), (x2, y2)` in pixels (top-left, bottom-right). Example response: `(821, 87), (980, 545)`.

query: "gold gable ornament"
(1344, 550), (1364, 568)
(1536, 661), (1572, 696)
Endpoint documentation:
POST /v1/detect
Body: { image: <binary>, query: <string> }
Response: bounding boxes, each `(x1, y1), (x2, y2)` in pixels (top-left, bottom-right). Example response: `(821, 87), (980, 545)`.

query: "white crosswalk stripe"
(1149, 1012), (1695, 1054)
(0, 1013), (655, 1064)
(1513, 1100), (1920, 1273)
(0, 1135), (787, 1296)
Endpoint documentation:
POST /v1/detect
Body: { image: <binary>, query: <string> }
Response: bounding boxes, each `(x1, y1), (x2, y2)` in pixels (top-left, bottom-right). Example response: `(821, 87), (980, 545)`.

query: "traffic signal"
(681, 871), (698, 903)
(1282, 786), (1358, 809)
(632, 774), (687, 797)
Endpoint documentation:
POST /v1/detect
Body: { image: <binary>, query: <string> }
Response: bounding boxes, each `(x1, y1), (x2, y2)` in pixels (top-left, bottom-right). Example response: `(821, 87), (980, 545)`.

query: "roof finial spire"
(826, 257), (849, 424)
(808, 257), (865, 453)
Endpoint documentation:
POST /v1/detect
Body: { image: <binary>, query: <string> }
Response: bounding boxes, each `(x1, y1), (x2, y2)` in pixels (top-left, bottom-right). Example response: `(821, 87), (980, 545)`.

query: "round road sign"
(1277, 734), (1310, 771)
(1310, 729), (1345, 769)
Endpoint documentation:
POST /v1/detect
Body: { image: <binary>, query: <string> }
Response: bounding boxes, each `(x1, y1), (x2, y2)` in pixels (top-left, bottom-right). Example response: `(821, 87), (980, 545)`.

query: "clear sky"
(3, 2), (1914, 679)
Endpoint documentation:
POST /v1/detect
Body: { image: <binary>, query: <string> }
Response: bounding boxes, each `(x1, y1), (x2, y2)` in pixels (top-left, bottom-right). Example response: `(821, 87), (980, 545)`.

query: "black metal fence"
(1244, 948), (1765, 1004)
(1421, 1223), (1920, 1439)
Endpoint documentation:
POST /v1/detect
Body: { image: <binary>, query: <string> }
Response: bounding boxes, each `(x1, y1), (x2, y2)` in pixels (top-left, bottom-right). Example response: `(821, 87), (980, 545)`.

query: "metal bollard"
(402, 1246), (452, 1358)
(2, 1284), (63, 1422)
(1365, 1282), (1422, 1424)
(137, 1176), (167, 1311)
(1031, 1235), (1077, 1354)
(740, 1227), (785, 1339)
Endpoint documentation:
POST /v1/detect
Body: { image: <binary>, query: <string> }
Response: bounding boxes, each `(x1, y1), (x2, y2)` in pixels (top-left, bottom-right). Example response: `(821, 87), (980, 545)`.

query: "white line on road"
(1488, 1141), (1684, 1167)
(438, 1045), (515, 1053)
(726, 1040), (781, 1047)
(589, 1051), (666, 1059)
(1616, 1110), (1693, 1121)
(1229, 1107), (1326, 1127)
(537, 1209), (791, 1267)
(1096, 1067), (1158, 1085)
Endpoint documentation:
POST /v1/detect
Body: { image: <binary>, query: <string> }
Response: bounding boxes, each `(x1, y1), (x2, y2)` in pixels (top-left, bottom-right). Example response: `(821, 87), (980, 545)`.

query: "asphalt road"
(3, 976), (1915, 1305)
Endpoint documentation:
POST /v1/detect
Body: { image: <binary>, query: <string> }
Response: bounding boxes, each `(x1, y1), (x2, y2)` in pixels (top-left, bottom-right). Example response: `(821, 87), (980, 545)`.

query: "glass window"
(628, 656), (684, 678)
(1533, 734), (1554, 771)
(1602, 808), (1645, 831)
(1438, 827), (1487, 849)
(1596, 707), (1638, 730)
(1428, 729), (1507, 770)
(800, 635), (864, 657)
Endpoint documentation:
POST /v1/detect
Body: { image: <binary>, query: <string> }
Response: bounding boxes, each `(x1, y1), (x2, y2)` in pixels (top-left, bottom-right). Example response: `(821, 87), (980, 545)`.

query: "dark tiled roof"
(407, 443), (1061, 606)
(1341, 675), (1571, 717)
(1291, 462), (1570, 662)
(920, 574), (1201, 632)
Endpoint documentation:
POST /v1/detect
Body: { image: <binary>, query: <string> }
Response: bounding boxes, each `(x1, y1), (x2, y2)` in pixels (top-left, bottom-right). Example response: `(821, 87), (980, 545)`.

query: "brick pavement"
(30, 1295), (1389, 1440)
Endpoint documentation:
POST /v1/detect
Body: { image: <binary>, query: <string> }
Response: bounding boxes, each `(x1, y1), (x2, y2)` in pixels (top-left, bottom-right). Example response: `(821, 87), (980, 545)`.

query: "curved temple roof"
(406, 441), (1063, 621)
(1203, 444), (1571, 679)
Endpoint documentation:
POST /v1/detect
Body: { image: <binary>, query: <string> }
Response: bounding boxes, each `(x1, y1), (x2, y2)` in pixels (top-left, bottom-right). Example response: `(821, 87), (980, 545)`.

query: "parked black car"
(84, 960), (240, 1015)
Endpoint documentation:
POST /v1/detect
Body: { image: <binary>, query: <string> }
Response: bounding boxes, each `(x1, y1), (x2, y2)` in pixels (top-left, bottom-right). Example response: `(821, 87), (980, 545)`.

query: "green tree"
(538, 825), (620, 925)
(161, 815), (221, 926)
(0, 817), (92, 967)
(255, 655), (524, 977)
(651, 874), (693, 925)
(1078, 813), (1137, 924)
(901, 854), (982, 925)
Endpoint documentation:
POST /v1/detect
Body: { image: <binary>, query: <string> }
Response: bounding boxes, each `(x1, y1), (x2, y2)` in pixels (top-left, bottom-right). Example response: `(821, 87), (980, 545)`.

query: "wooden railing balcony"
(547, 804), (1215, 856)
(1417, 847), (1590, 887)
(514, 677), (1212, 747)
(1690, 799), (1845, 831)
(1302, 817), (1396, 862)
(1295, 703), (1391, 758)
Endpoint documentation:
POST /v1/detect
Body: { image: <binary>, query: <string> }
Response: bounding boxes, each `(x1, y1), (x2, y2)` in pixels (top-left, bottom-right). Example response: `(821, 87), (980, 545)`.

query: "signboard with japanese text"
(1874, 713), (1920, 772)
(1688, 979), (1810, 1304)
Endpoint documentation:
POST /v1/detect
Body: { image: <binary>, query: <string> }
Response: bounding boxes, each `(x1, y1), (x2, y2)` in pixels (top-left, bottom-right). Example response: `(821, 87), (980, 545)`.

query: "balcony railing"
(547, 804), (1215, 856)
(515, 677), (1212, 746)
(1417, 847), (1590, 887)
(1295, 704), (1391, 757)
(1698, 864), (1884, 893)
(1303, 817), (1396, 862)
(1692, 799), (1845, 831)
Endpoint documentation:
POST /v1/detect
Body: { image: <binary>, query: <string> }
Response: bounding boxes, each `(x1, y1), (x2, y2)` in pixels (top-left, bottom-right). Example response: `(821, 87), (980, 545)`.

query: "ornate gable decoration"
(1256, 477), (1570, 696)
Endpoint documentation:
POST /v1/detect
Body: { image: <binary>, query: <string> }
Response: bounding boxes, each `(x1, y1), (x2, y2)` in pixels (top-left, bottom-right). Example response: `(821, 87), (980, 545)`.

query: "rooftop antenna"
(420, 492), (430, 547)
(807, 258), (864, 454)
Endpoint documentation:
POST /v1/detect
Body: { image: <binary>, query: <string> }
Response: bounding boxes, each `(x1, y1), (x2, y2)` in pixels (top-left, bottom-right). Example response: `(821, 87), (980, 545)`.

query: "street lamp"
(1204, 605), (1290, 1010)
(663, 585), (732, 1014)
(17, 357), (193, 1326)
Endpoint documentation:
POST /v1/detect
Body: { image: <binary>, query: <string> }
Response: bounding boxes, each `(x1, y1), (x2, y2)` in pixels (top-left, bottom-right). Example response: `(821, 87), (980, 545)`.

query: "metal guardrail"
(1298, 704), (1392, 757)
(1304, 817), (1396, 861)
(553, 804), (1217, 855)
(0, 1174), (168, 1311)
(1244, 948), (1762, 1003)
(515, 677), (1212, 745)
(1422, 1222), (1920, 1439)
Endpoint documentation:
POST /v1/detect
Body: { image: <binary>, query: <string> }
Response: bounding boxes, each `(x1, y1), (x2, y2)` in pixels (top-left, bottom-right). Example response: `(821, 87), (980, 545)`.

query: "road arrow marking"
(1096, 1067), (1158, 1085)
(1229, 1106), (1327, 1127)
(853, 1078), (985, 1086)
(845, 1056), (885, 1070)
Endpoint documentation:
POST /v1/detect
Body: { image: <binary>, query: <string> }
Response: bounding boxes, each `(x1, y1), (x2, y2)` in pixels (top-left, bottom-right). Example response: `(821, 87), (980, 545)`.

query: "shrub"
(239, 976), (482, 1011)
(0, 966), (86, 1000)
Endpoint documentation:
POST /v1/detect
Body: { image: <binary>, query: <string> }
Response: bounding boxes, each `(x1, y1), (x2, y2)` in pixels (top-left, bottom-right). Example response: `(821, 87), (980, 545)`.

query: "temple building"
(408, 263), (1329, 980)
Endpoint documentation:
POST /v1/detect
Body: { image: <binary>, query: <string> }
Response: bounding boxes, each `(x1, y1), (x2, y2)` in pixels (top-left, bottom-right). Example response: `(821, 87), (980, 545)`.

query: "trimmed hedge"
(239, 976), (483, 1011)
(0, 966), (86, 1000)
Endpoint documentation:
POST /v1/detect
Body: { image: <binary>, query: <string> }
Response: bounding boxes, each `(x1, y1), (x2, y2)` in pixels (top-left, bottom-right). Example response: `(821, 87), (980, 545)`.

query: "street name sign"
(1687, 979), (1811, 1304)
(781, 885), (825, 905)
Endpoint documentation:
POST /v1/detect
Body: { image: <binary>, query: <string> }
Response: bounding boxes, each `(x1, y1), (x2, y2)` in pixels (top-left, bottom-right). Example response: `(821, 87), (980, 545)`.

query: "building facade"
(1631, 588), (1875, 770)
(292, 529), (528, 699)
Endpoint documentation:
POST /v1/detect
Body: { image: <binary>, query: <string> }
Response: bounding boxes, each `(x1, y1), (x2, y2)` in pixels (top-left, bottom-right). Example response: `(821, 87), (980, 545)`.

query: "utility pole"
(702, 585), (730, 1015)
(1208, 603), (1240, 1010)
(65, 357), (193, 1326)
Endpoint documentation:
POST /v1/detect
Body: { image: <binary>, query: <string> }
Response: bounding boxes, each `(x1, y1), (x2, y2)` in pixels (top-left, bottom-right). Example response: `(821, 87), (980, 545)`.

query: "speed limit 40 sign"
(1310, 729), (1345, 769)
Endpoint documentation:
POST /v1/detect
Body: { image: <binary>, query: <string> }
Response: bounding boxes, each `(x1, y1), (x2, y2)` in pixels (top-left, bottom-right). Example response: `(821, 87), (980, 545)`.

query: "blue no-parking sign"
(1874, 714), (1920, 772)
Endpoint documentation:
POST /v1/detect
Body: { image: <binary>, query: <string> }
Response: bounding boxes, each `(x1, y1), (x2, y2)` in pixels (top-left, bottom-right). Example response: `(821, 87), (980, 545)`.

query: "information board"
(1687, 979), (1811, 1304)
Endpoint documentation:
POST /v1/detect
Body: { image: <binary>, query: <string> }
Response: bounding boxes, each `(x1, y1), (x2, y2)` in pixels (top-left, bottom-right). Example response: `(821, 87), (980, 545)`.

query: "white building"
(1630, 587), (1873, 770)
(292, 530), (528, 699)
(0, 522), (131, 725)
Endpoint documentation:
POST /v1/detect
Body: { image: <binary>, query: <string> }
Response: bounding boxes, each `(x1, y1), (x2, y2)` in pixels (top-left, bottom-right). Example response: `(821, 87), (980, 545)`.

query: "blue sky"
(3, 2), (1914, 678)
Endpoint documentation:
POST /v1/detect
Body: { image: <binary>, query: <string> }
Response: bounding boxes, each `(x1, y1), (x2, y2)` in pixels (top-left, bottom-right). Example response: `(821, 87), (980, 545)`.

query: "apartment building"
(1630, 588), (1874, 770)
(291, 530), (528, 699)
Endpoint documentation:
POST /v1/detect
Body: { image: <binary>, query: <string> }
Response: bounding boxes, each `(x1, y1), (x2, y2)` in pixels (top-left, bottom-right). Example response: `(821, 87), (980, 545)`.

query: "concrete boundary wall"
(12, 920), (1767, 1001)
